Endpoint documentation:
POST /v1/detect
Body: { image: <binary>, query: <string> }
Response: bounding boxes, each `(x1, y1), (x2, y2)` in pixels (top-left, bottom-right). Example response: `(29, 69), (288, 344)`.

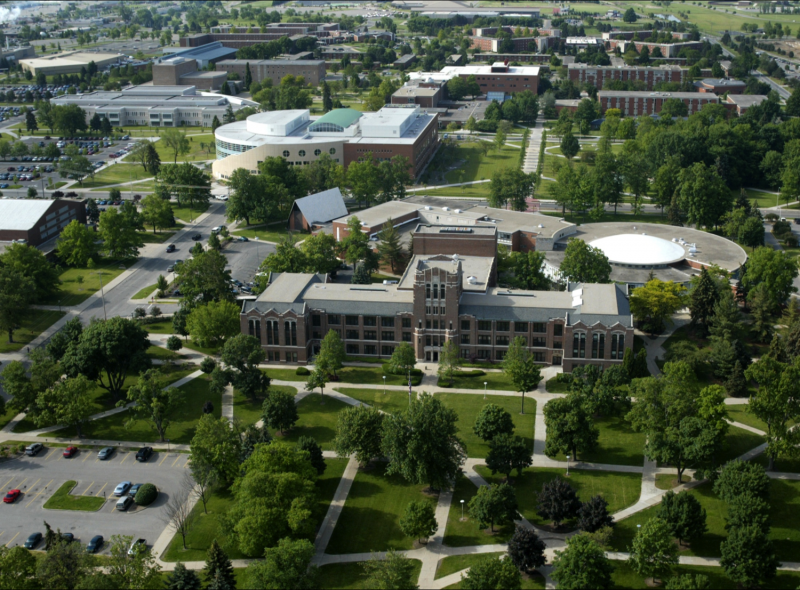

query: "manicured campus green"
(419, 183), (492, 199)
(443, 572), (545, 590)
(435, 552), (506, 580)
(172, 201), (210, 223)
(141, 319), (175, 334)
(145, 344), (185, 361)
(0, 309), (65, 353)
(437, 370), (518, 391)
(132, 283), (159, 300)
(49, 258), (129, 307)
(265, 365), (419, 386)
(232, 223), (291, 244)
(137, 225), (182, 244)
(549, 413), (646, 467)
(716, 425), (765, 463)
(232, 385), (298, 426)
(443, 475), (515, 547)
(280, 393), (350, 449)
(611, 478), (800, 562)
(335, 387), (412, 415)
(316, 560), (423, 590)
(0, 405), (17, 432)
(46, 372), (212, 444)
(183, 339), (222, 357)
(753, 452), (800, 473)
(612, 560), (800, 590)
(436, 393), (535, 459)
(726, 405), (767, 432)
(477, 466), (641, 528)
(545, 377), (570, 393)
(428, 142), (521, 186)
(326, 462), (438, 554)
(79, 163), (154, 189)
(164, 457), (348, 562)
(154, 133), (215, 163)
(43, 481), (106, 511)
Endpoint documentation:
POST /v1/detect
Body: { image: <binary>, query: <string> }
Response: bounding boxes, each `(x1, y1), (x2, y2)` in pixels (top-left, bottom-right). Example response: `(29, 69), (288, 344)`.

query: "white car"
(114, 481), (132, 496)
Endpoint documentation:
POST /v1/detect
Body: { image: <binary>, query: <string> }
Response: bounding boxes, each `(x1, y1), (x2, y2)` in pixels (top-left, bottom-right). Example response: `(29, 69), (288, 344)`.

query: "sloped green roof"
(311, 108), (362, 129)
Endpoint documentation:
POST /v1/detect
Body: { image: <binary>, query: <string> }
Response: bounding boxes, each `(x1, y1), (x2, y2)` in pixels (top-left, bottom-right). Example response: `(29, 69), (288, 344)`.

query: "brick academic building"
(568, 64), (686, 90)
(598, 90), (720, 116)
(215, 59), (326, 87)
(241, 225), (634, 370)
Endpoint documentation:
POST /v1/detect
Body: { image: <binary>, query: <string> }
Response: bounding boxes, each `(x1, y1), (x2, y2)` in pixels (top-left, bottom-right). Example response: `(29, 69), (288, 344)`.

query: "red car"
(3, 489), (20, 503)
(63, 446), (78, 458)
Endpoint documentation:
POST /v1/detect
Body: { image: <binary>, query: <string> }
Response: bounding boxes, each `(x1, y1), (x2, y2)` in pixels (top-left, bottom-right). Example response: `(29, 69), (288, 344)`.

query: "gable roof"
(0, 200), (57, 230)
(293, 188), (348, 225)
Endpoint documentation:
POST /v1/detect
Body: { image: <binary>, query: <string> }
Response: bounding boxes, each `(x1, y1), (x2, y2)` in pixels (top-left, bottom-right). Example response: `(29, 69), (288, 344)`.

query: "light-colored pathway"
(522, 121), (543, 174)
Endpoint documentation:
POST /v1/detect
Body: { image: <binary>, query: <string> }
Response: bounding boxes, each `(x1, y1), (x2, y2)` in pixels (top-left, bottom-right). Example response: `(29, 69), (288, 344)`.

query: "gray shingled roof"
(292, 188), (348, 225)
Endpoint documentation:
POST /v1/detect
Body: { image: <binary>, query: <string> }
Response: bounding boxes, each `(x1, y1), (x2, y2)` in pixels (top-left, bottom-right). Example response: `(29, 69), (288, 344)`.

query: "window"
(477, 350), (490, 360)
(478, 320), (492, 331)
(573, 333), (586, 359)
(478, 335), (492, 345)
(267, 351), (279, 362)
(496, 335), (509, 346)
(592, 333), (605, 359)
(461, 334), (470, 344)
(282, 150), (290, 157)
(381, 331), (394, 341)
(461, 320), (471, 331)
(346, 315), (360, 326)
(363, 344), (376, 355)
(312, 331), (321, 339)
(425, 335), (432, 346)
(402, 318), (411, 328)
(381, 345), (393, 356)
(346, 344), (359, 354)
(533, 322), (546, 333)
(426, 320), (431, 329)
(284, 321), (297, 346)
(266, 320), (279, 345)
(402, 332), (412, 342)
(248, 319), (261, 343)
(364, 331), (377, 340)
(496, 321), (510, 332)
(346, 330), (360, 340)
(496, 350), (506, 360)
(553, 340), (562, 349)
(611, 333), (625, 359)
(554, 324), (563, 336)
(314, 149), (321, 156)
(433, 320), (439, 330)
(532, 337), (546, 347)
(515, 322), (528, 332)
(312, 315), (321, 327)
(426, 283), (431, 299)
(461, 349), (471, 359)
(533, 352), (545, 362)
(328, 315), (340, 325)
(381, 317), (395, 327)
(329, 147), (336, 154)
(433, 283), (438, 299)
(287, 352), (298, 363)
(364, 317), (377, 327)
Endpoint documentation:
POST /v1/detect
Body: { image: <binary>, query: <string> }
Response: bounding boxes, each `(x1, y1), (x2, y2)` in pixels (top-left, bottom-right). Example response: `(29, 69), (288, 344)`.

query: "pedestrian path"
(522, 121), (543, 174)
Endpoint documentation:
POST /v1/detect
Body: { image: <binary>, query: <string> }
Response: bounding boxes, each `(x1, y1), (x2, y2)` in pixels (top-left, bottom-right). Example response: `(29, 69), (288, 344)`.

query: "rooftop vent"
(538, 224), (544, 228)
(454, 209), (462, 213)
(443, 206), (450, 211)
(467, 276), (477, 285)
(425, 206), (433, 210)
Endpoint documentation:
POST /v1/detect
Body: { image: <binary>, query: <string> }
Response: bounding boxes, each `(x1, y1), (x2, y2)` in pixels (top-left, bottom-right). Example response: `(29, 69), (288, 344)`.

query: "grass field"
(279, 393), (350, 449)
(232, 385), (298, 426)
(426, 142), (521, 186)
(334, 387), (412, 414)
(154, 134), (215, 163)
(132, 283), (159, 300)
(43, 481), (106, 511)
(545, 377), (570, 393)
(232, 222), (291, 244)
(142, 319), (175, 334)
(716, 425), (765, 464)
(612, 560), (800, 590)
(49, 258), (129, 307)
(477, 466), (641, 528)
(172, 201), (210, 223)
(79, 163), (154, 189)
(138, 225), (182, 244)
(550, 413), (646, 467)
(416, 184), (491, 199)
(435, 552), (506, 580)
(326, 462), (438, 554)
(443, 475), (515, 547)
(0, 309), (65, 353)
(443, 571), (545, 590)
(265, 365), (420, 386)
(437, 370), (519, 391)
(316, 560), (423, 590)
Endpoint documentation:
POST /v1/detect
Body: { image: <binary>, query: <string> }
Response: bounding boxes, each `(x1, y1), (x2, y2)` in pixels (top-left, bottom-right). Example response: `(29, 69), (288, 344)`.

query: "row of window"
(572, 333), (625, 359)
(282, 147), (337, 158)
(217, 140), (255, 153)
(463, 335), (552, 347)
(464, 320), (556, 334)
(320, 315), (411, 328)
(463, 349), (548, 362)
(345, 344), (395, 356)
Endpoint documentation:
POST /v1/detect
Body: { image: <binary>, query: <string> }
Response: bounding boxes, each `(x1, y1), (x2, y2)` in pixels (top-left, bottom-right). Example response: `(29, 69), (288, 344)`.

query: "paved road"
(750, 70), (791, 99)
(0, 446), (190, 553)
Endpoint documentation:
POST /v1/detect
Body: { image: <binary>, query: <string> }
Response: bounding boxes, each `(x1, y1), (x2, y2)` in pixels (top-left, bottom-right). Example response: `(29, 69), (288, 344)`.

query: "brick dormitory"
(241, 224), (634, 371)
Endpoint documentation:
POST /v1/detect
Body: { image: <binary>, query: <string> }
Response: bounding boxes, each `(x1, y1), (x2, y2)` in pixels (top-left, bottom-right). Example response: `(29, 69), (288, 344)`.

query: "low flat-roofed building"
(152, 57), (228, 91)
(724, 93), (768, 115)
(606, 39), (705, 58)
(598, 90), (719, 116)
(0, 199), (86, 246)
(51, 85), (241, 128)
(216, 59), (326, 87)
(160, 41), (238, 68)
(694, 78), (746, 95)
(568, 64), (685, 90)
(393, 54), (417, 70)
(20, 50), (124, 76)
(565, 37), (600, 48)
(1, 46), (35, 61)
(407, 63), (539, 95)
(391, 85), (442, 108)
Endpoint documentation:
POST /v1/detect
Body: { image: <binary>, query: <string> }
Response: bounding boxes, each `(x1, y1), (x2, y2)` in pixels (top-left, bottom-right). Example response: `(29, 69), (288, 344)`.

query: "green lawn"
(172, 201), (210, 223)
(477, 466), (641, 528)
(132, 283), (159, 300)
(0, 309), (65, 353)
(436, 393), (535, 459)
(233, 223), (291, 244)
(183, 339), (222, 356)
(550, 413), (646, 467)
(440, 142), (520, 185)
(437, 370), (518, 391)
(435, 552), (505, 580)
(0, 405), (17, 431)
(610, 479), (800, 562)
(137, 226), (182, 244)
(545, 377), (570, 393)
(280, 393), (350, 450)
(146, 345), (185, 361)
(326, 462), (438, 554)
(418, 184), (491, 199)
(726, 405), (765, 432)
(443, 571), (545, 590)
(611, 560), (800, 590)
(316, 560), (422, 590)
(266, 366), (421, 386)
(43, 481), (106, 511)
(233, 385), (298, 426)
(334, 387), (412, 415)
(753, 452), (800, 473)
(48, 373), (213, 444)
(443, 475), (515, 547)
(154, 134), (215, 163)
(716, 425), (765, 464)
(142, 319), (175, 334)
(79, 163), (154, 189)
(49, 259), (129, 307)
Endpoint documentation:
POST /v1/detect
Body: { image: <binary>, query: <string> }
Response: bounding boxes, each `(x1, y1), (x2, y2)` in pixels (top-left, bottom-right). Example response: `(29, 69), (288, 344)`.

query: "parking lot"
(0, 445), (191, 553)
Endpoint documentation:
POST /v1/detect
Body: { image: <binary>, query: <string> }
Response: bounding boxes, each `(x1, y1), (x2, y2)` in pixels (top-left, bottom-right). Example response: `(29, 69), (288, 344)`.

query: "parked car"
(60, 533), (74, 543)
(191, 233), (201, 241)
(236, 236), (249, 242)
(62, 446), (78, 458)
(127, 538), (146, 555)
(167, 265), (174, 273)
(135, 447), (153, 462)
(97, 446), (115, 460)
(166, 244), (176, 253)
(25, 443), (43, 456)
(129, 483), (143, 497)
(24, 532), (42, 549)
(86, 535), (104, 553)
(3, 489), (21, 503)
(114, 481), (132, 496)
(116, 496), (134, 511)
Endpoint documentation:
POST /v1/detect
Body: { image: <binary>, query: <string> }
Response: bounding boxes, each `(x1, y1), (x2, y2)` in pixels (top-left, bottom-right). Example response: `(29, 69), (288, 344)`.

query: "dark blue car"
(86, 535), (103, 553)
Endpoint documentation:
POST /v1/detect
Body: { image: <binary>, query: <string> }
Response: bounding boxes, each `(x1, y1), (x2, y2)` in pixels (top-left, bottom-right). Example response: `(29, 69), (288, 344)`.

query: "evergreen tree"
(297, 436), (326, 475)
(166, 562), (201, 590)
(204, 540), (235, 590)
(689, 267), (719, 334)
(244, 62), (252, 90)
(377, 218), (405, 274)
(724, 360), (749, 397)
(351, 263), (371, 284)
(322, 80), (333, 112)
(211, 115), (221, 131)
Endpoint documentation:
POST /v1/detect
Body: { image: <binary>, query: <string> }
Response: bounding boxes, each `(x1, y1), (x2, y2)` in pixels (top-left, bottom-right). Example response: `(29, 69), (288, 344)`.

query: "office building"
(568, 64), (686, 90)
(407, 63), (539, 98)
(152, 57), (227, 91)
(215, 59), (326, 87)
(694, 78), (746, 95)
(160, 41), (238, 68)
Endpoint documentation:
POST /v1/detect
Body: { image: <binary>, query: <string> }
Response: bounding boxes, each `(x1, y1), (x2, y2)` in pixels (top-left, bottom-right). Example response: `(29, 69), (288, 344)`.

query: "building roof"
(589, 234), (686, 266)
(726, 94), (768, 107)
(0, 199), (57, 230)
(163, 41), (237, 62)
(217, 59), (325, 66)
(393, 86), (440, 98)
(293, 188), (348, 225)
(397, 253), (495, 292)
(312, 108), (362, 129)
(598, 90), (717, 99)
(568, 63), (683, 71)
(20, 51), (123, 69)
(695, 78), (746, 88)
(394, 54), (416, 64)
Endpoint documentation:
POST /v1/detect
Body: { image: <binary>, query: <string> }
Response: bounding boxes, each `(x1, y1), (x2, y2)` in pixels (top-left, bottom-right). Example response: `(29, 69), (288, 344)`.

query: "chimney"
(504, 59), (509, 66)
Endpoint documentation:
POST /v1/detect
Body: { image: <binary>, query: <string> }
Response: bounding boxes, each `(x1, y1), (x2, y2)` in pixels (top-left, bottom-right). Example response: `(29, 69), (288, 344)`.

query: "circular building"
(543, 222), (747, 286)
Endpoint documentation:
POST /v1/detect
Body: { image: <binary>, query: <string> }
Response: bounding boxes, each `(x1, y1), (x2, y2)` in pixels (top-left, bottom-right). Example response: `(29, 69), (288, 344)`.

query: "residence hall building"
(212, 105), (438, 180)
(0, 198), (86, 246)
(598, 90), (719, 116)
(694, 78), (746, 95)
(241, 225), (634, 370)
(605, 39), (705, 58)
(568, 64), (686, 90)
(406, 63), (539, 99)
(51, 85), (242, 128)
(215, 59), (326, 87)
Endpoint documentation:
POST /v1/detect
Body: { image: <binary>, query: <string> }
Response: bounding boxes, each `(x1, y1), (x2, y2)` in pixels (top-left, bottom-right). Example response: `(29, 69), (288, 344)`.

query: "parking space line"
(120, 453), (130, 466)
(26, 478), (41, 492)
(95, 483), (108, 497)
(183, 457), (191, 468)
(171, 454), (183, 467)
(25, 479), (51, 508)
(15, 478), (28, 490)
(81, 451), (92, 463)
(158, 453), (169, 466)
(0, 476), (15, 490)
(82, 481), (95, 495)
(44, 448), (59, 460)
(5, 532), (19, 547)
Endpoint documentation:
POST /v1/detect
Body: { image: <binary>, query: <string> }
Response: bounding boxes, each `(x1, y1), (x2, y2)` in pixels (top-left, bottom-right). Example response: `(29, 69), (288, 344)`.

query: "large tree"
(98, 207), (144, 259)
(536, 477), (581, 528)
(160, 128), (190, 164)
(502, 336), (541, 414)
(551, 534), (613, 590)
(689, 267), (720, 333)
(629, 279), (687, 333)
(377, 218), (405, 274)
(333, 404), (384, 466)
(190, 414), (243, 487)
(462, 556), (521, 590)
(0, 267), (33, 344)
(175, 249), (234, 307)
(382, 392), (466, 491)
(124, 369), (184, 442)
(741, 247), (798, 310)
(220, 334), (270, 401)
(187, 300), (240, 348)
(678, 162), (732, 229)
(244, 538), (317, 590)
(559, 239), (612, 284)
(159, 163), (212, 211)
(33, 375), (95, 437)
(473, 403), (515, 442)
(1, 242), (60, 303)
(543, 394), (599, 461)
(658, 491), (707, 547)
(628, 517), (679, 584)
(140, 193), (174, 234)
(468, 482), (520, 532)
(720, 525), (779, 589)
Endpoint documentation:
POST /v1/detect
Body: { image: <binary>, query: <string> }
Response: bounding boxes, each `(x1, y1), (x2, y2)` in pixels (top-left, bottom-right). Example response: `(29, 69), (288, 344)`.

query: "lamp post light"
(460, 499), (465, 520)
(484, 381), (487, 399)
(566, 454), (570, 476)
(383, 375), (386, 395)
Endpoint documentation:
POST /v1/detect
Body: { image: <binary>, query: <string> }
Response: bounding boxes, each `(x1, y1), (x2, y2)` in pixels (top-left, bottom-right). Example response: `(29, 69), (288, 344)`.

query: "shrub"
(134, 483), (158, 506)
(200, 357), (216, 374)
(381, 363), (424, 384)
(764, 213), (779, 222)
(784, 236), (798, 248)
(295, 367), (310, 376)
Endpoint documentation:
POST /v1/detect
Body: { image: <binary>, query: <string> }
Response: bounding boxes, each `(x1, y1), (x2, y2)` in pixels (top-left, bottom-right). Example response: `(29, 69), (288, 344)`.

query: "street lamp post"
(484, 381), (487, 399)
(460, 499), (465, 520)
(566, 454), (570, 476)
(97, 271), (107, 321)
(383, 375), (386, 395)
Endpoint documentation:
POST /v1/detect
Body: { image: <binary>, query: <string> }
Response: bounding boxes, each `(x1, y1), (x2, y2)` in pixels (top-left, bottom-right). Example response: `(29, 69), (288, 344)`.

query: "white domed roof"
(589, 234), (686, 266)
